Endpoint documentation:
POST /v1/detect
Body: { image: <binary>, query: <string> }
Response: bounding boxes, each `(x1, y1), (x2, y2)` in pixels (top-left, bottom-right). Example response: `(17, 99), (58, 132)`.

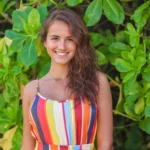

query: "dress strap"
(36, 79), (40, 93)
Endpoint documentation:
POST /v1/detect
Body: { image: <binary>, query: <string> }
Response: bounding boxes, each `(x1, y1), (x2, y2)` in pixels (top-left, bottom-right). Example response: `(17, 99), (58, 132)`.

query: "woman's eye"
(67, 38), (73, 41)
(51, 38), (58, 41)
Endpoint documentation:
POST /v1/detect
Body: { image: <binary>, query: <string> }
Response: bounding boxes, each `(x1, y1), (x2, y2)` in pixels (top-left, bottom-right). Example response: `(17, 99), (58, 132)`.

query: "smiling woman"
(44, 20), (76, 65)
(21, 8), (113, 150)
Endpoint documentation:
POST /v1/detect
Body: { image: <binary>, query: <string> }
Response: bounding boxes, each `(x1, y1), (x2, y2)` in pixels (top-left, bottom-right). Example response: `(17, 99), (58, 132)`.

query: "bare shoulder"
(96, 71), (112, 103)
(96, 71), (109, 86)
(22, 80), (37, 104)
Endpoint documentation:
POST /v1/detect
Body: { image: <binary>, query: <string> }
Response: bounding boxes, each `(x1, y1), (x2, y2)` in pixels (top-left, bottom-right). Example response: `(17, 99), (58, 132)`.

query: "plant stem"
(113, 110), (138, 121)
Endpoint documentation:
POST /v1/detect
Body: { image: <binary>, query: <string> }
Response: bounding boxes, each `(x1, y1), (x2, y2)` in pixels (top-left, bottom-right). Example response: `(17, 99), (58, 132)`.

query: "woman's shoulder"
(22, 80), (37, 103)
(96, 71), (108, 84)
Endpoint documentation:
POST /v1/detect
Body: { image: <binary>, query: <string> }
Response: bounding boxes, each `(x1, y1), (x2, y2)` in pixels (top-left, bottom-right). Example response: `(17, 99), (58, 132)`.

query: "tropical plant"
(0, 0), (150, 149)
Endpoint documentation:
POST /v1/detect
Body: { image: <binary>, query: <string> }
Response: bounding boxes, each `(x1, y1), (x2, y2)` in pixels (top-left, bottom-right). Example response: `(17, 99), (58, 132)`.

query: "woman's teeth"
(55, 52), (68, 56)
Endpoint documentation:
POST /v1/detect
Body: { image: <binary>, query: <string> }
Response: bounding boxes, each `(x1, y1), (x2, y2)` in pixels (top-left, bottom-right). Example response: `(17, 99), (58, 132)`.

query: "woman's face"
(44, 20), (77, 66)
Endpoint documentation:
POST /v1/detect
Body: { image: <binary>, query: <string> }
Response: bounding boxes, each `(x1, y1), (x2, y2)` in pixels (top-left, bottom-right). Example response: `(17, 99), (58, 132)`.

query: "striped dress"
(29, 80), (98, 150)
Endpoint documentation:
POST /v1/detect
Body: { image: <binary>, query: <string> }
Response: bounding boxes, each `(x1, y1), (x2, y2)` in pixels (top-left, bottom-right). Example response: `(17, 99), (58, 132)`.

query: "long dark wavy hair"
(40, 8), (100, 103)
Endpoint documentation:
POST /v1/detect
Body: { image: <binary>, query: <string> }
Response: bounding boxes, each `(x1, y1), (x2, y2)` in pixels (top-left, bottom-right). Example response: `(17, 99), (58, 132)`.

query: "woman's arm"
(97, 72), (113, 150)
(21, 82), (36, 150)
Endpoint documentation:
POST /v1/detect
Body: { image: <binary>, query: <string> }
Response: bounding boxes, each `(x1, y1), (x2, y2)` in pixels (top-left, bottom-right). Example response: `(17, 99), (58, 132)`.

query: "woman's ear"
(44, 41), (47, 48)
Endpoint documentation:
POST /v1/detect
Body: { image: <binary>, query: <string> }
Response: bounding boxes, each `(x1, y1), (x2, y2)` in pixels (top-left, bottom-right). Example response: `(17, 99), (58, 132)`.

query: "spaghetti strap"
(36, 79), (39, 93)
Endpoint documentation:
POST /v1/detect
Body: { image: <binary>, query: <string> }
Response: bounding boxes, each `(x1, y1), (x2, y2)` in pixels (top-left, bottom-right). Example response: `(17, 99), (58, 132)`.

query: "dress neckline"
(37, 92), (74, 103)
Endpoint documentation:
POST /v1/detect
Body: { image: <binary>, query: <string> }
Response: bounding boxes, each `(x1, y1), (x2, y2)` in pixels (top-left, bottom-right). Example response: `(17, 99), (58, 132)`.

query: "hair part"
(40, 8), (100, 103)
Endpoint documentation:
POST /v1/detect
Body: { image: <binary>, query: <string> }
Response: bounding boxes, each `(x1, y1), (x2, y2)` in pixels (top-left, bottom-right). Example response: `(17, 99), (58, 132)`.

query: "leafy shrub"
(0, 0), (150, 149)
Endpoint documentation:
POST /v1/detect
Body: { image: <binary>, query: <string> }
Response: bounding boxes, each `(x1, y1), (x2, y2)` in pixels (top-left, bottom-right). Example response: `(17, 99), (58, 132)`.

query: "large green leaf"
(131, 1), (150, 23)
(135, 97), (144, 115)
(96, 51), (107, 65)
(103, 0), (124, 24)
(10, 39), (24, 52)
(90, 32), (104, 47)
(20, 39), (38, 66)
(27, 8), (41, 34)
(84, 0), (102, 26)
(134, 56), (146, 70)
(145, 106), (150, 116)
(109, 42), (131, 54)
(12, 10), (28, 31)
(38, 62), (50, 78)
(135, 8), (150, 28)
(115, 58), (133, 72)
(37, 5), (48, 23)
(12, 127), (22, 150)
(145, 92), (150, 106)
(139, 117), (150, 134)
(66, 0), (83, 6)
(124, 103), (138, 119)
(5, 30), (28, 40)
(125, 23), (140, 47)
(124, 81), (142, 96)
(123, 71), (137, 83)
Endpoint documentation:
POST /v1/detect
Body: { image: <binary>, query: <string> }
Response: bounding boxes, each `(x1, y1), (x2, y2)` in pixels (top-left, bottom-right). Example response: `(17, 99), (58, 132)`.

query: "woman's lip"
(55, 51), (69, 56)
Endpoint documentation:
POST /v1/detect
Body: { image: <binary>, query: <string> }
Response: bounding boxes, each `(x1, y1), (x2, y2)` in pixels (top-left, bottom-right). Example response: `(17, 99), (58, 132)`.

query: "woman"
(21, 8), (113, 150)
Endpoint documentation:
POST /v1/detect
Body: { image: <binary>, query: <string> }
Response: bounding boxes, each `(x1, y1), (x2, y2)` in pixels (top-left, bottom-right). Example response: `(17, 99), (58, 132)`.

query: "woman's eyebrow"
(49, 35), (74, 38)
(49, 34), (59, 37)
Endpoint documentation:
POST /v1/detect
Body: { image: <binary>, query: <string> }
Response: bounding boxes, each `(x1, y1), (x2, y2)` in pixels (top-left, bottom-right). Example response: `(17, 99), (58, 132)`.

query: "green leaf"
(37, 5), (48, 23)
(145, 92), (150, 106)
(135, 97), (144, 115)
(10, 66), (22, 76)
(145, 106), (150, 116)
(12, 10), (28, 31)
(123, 71), (137, 83)
(20, 39), (38, 66)
(131, 1), (150, 23)
(12, 127), (22, 150)
(109, 42), (131, 54)
(66, 0), (83, 6)
(144, 65), (150, 73)
(3, 1), (15, 12)
(135, 8), (150, 28)
(134, 56), (146, 70)
(125, 23), (140, 47)
(90, 32), (104, 47)
(139, 117), (150, 134)
(143, 72), (150, 82)
(0, 94), (6, 110)
(115, 58), (133, 72)
(10, 39), (24, 52)
(124, 102), (137, 119)
(38, 62), (50, 78)
(103, 0), (124, 24)
(124, 81), (142, 96)
(121, 51), (134, 64)
(84, 0), (102, 26)
(96, 51), (107, 65)
(3, 55), (10, 67)
(125, 126), (143, 150)
(27, 8), (40, 34)
(0, 1), (4, 14)
(0, 38), (5, 52)
(126, 23), (137, 34)
(5, 30), (28, 40)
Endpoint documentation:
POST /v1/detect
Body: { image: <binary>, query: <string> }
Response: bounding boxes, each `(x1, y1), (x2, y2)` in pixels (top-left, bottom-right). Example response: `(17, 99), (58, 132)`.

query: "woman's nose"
(58, 40), (65, 50)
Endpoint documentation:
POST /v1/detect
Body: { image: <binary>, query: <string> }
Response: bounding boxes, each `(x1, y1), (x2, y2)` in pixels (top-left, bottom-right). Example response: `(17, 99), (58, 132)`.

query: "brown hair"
(40, 8), (99, 103)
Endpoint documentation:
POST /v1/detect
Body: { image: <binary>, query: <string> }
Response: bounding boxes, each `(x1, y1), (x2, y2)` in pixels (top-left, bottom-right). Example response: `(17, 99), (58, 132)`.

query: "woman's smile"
(44, 20), (76, 65)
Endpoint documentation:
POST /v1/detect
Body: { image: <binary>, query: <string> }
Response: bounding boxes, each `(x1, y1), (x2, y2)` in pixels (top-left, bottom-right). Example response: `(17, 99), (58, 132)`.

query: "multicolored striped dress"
(29, 80), (98, 150)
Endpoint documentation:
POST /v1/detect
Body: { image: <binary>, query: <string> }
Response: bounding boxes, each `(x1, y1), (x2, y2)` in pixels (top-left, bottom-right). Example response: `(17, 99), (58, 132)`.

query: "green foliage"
(1, 0), (150, 149)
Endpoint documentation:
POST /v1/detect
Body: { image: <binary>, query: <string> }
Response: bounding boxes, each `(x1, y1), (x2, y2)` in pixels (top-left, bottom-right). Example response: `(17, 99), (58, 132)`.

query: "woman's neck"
(48, 63), (68, 80)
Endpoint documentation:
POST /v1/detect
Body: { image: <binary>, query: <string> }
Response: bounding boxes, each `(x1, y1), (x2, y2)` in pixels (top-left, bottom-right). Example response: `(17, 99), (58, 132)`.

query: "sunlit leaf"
(84, 0), (102, 26)
(103, 0), (124, 24)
